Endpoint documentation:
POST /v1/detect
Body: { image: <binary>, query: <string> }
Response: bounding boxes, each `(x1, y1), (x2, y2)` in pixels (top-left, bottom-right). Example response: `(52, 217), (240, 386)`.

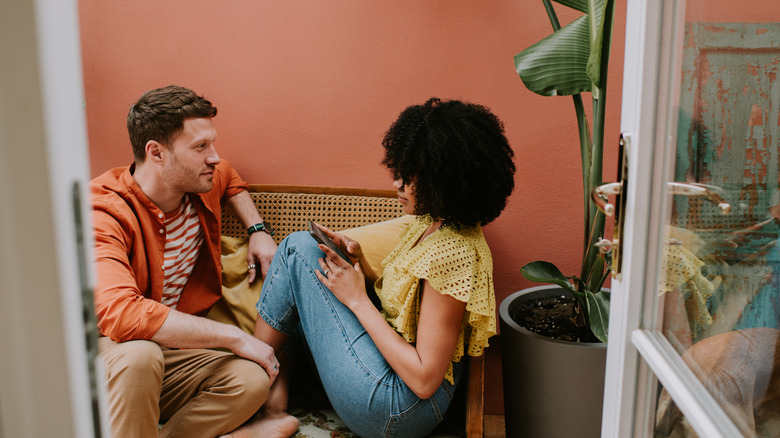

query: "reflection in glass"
(655, 329), (780, 437)
(655, 380), (701, 438)
(655, 3), (780, 436)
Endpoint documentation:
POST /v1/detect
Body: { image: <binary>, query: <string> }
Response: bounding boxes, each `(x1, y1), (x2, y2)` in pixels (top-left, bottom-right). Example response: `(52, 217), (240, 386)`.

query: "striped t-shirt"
(161, 195), (203, 309)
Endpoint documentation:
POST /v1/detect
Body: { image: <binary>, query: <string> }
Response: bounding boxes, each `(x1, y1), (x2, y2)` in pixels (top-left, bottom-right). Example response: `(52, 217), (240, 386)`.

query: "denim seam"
(256, 270), (298, 336)
(384, 398), (428, 437)
(256, 307), (296, 336)
(441, 381), (453, 400)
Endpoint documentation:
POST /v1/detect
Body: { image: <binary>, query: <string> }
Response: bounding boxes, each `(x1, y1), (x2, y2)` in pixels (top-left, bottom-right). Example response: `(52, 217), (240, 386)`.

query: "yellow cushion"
(206, 215), (414, 334)
(206, 236), (264, 334)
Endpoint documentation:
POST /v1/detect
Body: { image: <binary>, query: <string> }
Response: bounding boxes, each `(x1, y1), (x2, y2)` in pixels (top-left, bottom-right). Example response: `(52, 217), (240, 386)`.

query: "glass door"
(603, 0), (780, 436)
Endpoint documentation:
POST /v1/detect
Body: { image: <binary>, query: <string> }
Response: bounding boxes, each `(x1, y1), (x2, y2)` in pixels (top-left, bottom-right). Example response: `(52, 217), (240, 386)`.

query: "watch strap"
(247, 221), (275, 237)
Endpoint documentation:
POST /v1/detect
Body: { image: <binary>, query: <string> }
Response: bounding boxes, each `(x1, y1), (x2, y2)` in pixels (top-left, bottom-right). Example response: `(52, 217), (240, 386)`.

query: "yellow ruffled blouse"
(659, 245), (716, 338)
(374, 215), (496, 384)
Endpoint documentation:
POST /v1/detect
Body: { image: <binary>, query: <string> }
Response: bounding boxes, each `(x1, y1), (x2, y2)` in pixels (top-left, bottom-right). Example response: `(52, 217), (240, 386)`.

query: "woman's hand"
(315, 244), (369, 310)
(313, 222), (364, 263)
(312, 222), (380, 282)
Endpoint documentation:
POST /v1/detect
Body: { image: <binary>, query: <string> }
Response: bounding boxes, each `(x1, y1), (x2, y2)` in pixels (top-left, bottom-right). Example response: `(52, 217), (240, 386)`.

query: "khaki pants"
(99, 338), (270, 438)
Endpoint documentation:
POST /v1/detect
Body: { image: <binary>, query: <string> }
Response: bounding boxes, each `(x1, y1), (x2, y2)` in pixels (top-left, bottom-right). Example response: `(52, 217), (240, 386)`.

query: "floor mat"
(291, 407), (358, 438)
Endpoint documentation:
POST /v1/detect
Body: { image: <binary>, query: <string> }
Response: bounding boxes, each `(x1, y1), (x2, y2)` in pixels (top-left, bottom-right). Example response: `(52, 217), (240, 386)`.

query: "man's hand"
(247, 231), (277, 283)
(229, 329), (281, 384)
(151, 310), (281, 384)
(225, 190), (278, 283)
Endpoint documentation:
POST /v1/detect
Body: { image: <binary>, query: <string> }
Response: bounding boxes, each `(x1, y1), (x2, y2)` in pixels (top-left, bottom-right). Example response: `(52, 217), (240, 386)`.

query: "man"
(91, 85), (297, 437)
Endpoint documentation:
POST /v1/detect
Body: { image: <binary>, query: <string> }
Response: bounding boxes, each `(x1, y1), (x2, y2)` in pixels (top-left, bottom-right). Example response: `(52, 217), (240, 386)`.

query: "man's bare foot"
(221, 410), (299, 438)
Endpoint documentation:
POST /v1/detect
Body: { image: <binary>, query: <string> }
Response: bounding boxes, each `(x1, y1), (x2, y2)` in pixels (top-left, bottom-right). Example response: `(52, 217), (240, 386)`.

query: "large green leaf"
(585, 0), (612, 87)
(585, 290), (610, 343)
(553, 0), (588, 13)
(520, 261), (576, 293)
(514, 15), (592, 97)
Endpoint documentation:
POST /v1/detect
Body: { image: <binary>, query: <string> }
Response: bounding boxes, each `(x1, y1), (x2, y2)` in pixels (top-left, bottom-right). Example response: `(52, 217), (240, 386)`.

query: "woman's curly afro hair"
(382, 98), (516, 228)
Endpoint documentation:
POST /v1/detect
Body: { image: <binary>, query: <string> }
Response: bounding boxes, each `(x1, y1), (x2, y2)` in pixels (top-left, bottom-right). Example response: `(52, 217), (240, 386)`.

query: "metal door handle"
(592, 181), (730, 217)
(592, 182), (622, 216)
(667, 182), (730, 214)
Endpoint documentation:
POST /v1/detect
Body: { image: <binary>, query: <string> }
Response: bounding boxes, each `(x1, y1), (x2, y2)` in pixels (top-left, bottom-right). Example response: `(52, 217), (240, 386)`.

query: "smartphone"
(308, 221), (351, 263)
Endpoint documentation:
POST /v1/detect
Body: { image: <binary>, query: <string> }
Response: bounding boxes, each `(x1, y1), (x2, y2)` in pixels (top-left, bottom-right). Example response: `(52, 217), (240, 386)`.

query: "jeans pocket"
(383, 397), (443, 438)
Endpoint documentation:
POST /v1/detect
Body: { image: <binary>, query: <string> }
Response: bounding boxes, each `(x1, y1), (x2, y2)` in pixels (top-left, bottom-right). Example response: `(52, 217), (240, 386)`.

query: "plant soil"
(510, 293), (599, 343)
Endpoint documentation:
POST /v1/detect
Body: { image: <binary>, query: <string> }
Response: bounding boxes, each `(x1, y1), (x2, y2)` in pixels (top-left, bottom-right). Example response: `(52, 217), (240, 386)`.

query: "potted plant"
(500, 0), (616, 436)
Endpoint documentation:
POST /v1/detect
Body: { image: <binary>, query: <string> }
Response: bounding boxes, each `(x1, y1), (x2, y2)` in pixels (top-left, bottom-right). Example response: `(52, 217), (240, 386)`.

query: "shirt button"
(158, 213), (163, 219)
(159, 228), (164, 234)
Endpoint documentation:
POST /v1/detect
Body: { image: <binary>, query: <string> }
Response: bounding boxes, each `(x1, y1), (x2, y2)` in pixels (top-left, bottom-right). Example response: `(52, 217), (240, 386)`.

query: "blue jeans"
(257, 231), (464, 438)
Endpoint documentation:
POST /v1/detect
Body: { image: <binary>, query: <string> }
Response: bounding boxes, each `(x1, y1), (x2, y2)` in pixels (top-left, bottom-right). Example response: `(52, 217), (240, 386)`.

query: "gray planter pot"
(499, 285), (607, 438)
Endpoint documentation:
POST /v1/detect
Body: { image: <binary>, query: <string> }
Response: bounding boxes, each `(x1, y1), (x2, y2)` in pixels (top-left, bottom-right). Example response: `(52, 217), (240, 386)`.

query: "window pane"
(656, 0), (780, 435)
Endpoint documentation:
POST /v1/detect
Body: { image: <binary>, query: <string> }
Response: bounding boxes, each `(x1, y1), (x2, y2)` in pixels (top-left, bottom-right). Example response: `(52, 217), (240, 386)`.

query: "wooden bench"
(218, 184), (484, 437)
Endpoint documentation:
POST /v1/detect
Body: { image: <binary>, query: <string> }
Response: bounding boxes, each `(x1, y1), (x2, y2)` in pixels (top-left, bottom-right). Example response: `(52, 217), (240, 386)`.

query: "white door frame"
(601, 0), (745, 436)
(0, 0), (107, 436)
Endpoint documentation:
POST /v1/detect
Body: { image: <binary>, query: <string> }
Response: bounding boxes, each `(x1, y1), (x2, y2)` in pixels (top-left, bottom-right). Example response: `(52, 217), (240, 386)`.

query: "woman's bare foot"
(221, 410), (299, 438)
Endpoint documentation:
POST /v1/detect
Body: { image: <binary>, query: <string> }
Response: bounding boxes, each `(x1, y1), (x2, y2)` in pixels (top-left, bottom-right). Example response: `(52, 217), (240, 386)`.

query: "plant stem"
(589, 4), (615, 215)
(541, 0), (595, 280)
(574, 95), (591, 275)
(541, 0), (561, 31)
(590, 0), (616, 218)
(582, 0), (616, 287)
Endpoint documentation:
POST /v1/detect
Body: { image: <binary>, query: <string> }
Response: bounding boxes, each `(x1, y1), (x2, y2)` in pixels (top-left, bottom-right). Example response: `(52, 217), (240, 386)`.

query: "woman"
(231, 98), (515, 438)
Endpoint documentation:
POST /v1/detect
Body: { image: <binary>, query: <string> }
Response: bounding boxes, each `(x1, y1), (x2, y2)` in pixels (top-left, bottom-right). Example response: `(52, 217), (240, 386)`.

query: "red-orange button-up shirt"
(90, 160), (248, 342)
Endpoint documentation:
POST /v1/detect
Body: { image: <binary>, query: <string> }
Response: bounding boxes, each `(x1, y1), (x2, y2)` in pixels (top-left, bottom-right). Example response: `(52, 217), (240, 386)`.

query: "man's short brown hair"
(127, 85), (217, 162)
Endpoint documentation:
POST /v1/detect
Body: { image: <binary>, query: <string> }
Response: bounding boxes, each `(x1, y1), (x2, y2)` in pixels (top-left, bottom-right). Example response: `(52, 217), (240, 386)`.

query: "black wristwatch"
(247, 220), (275, 237)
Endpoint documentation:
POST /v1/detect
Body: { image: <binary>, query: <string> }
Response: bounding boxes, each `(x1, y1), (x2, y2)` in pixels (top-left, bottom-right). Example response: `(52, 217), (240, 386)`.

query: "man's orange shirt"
(91, 160), (248, 342)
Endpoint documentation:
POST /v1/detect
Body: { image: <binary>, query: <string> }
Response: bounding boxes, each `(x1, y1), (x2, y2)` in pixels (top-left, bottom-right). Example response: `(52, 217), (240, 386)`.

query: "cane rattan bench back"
(221, 185), (404, 243)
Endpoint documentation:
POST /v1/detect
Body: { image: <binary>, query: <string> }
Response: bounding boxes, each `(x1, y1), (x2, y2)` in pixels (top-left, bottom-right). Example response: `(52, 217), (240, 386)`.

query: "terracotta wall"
(77, 1), (627, 414)
(686, 0), (780, 20)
